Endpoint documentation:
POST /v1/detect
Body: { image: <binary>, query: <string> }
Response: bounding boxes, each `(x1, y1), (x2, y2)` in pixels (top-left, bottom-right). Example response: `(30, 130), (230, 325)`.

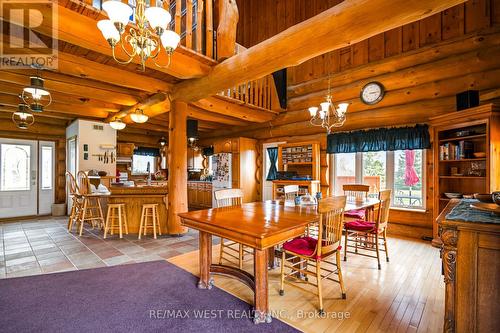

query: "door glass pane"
(393, 149), (424, 209)
(335, 153), (356, 195)
(362, 151), (386, 197)
(68, 138), (76, 176)
(41, 146), (53, 190)
(1, 144), (31, 191)
(132, 155), (156, 174)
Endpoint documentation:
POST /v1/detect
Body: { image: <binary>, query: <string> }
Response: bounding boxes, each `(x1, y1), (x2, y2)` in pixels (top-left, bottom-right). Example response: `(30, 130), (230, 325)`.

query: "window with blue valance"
(133, 147), (160, 157)
(327, 124), (431, 154)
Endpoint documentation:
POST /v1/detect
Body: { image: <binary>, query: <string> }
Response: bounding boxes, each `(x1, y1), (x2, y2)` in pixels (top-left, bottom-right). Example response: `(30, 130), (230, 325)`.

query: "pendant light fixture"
(187, 119), (199, 151)
(12, 102), (35, 130)
(109, 117), (126, 130)
(158, 136), (167, 147)
(130, 108), (148, 123)
(22, 68), (51, 112)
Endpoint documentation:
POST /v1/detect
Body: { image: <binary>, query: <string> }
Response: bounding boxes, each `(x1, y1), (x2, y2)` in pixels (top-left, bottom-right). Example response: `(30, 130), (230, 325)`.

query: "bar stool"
(138, 204), (161, 239)
(104, 203), (128, 239)
(76, 171), (105, 236)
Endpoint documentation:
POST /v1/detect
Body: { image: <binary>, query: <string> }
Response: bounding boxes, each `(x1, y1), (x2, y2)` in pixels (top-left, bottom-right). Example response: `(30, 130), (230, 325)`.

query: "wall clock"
(360, 81), (385, 105)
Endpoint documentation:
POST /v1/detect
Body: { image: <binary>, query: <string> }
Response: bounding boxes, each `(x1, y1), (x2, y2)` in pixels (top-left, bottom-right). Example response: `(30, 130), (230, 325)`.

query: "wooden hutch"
(430, 103), (500, 245)
(272, 141), (321, 199)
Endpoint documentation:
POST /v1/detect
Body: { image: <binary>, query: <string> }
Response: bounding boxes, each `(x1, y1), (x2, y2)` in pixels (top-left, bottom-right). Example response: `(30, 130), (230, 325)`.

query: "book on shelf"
(439, 140), (474, 160)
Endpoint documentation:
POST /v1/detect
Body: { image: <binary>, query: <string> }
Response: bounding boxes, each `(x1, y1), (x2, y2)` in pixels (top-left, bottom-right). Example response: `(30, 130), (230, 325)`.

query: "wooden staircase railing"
(217, 74), (281, 112)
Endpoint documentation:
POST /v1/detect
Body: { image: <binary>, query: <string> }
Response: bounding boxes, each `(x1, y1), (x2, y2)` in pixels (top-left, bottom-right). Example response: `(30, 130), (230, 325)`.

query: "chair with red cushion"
(279, 196), (347, 314)
(343, 184), (370, 221)
(343, 189), (391, 270)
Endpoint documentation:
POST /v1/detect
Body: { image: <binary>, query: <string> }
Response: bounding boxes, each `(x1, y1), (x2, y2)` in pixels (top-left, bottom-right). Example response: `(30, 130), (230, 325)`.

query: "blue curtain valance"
(134, 147), (160, 157)
(327, 124), (431, 154)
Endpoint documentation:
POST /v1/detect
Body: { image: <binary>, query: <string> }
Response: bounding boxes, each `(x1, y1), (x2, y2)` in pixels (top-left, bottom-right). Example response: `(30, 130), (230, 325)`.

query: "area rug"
(0, 261), (299, 333)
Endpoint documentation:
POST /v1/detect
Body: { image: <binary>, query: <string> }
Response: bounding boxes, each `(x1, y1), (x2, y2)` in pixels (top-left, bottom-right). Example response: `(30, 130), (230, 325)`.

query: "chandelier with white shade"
(12, 102), (35, 130)
(22, 73), (51, 113)
(130, 108), (149, 123)
(109, 117), (126, 130)
(308, 77), (349, 134)
(97, 0), (181, 71)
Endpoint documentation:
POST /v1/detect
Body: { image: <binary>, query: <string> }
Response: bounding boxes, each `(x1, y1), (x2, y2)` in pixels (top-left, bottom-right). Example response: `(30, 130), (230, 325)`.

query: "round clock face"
(360, 82), (384, 105)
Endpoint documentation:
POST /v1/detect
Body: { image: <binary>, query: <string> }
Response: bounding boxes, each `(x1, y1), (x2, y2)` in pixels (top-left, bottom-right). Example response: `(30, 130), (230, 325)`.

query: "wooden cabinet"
(117, 143), (135, 157)
(277, 141), (321, 180)
(430, 104), (500, 244)
(438, 200), (500, 333)
(213, 139), (232, 154)
(187, 147), (203, 170)
(272, 180), (321, 200)
(187, 181), (212, 209)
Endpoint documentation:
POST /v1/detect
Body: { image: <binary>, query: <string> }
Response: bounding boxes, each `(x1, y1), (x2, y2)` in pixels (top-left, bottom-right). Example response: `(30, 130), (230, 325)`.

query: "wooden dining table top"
(179, 199), (380, 250)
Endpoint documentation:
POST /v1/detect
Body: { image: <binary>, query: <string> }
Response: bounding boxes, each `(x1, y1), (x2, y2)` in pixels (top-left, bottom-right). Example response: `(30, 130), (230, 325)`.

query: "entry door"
(0, 138), (38, 218)
(38, 141), (55, 215)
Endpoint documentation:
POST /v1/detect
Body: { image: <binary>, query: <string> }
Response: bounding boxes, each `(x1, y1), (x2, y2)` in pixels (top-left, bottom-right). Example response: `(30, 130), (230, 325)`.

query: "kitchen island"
(108, 185), (169, 234)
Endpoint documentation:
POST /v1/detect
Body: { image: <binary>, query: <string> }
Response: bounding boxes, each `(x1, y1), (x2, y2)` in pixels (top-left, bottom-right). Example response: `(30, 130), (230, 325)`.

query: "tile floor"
(0, 216), (207, 279)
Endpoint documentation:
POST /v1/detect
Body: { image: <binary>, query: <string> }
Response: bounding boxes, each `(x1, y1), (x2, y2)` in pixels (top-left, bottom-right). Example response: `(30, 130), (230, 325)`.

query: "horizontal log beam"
(288, 28), (500, 97)
(106, 93), (169, 122)
(172, 0), (465, 102)
(192, 97), (277, 123)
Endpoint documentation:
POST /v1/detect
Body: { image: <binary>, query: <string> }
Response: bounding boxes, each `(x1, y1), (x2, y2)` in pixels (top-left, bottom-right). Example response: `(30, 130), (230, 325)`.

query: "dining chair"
(76, 171), (106, 236)
(66, 171), (83, 232)
(343, 189), (391, 270)
(214, 188), (252, 269)
(279, 195), (347, 314)
(343, 184), (370, 221)
(283, 185), (299, 200)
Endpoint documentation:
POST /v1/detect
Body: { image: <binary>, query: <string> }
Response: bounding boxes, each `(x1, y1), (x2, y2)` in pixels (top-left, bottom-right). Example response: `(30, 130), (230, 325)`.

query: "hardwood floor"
(168, 236), (444, 333)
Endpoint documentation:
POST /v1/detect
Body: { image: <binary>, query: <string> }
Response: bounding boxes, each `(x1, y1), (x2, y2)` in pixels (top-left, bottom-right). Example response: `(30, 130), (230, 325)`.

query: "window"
(333, 149), (424, 210)
(41, 146), (53, 190)
(1, 144), (31, 191)
(132, 154), (156, 174)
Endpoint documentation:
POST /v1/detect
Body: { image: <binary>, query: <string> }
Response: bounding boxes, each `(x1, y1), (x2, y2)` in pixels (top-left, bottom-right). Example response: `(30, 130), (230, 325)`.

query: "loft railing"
(217, 74), (281, 111)
(89, 0), (215, 59)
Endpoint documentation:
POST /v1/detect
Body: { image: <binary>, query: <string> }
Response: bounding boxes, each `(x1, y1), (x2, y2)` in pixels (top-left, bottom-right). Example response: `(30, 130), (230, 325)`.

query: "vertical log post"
(205, 0), (214, 58)
(186, 0), (193, 49)
(167, 100), (188, 235)
(216, 0), (239, 61)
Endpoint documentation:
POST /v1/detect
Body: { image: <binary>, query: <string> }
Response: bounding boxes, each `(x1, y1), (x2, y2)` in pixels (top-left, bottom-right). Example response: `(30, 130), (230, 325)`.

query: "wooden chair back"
(76, 171), (92, 195)
(214, 188), (243, 208)
(66, 171), (80, 196)
(375, 190), (392, 230)
(283, 185), (299, 200)
(343, 184), (370, 202)
(316, 195), (346, 256)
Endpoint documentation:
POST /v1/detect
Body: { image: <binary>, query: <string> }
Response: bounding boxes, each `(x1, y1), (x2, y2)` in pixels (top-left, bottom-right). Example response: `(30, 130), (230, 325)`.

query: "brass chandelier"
(308, 77), (349, 134)
(97, 0), (181, 71)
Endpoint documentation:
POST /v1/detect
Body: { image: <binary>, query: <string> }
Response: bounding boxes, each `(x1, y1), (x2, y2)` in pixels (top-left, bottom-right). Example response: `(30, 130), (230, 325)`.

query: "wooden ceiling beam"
(192, 96), (277, 123)
(187, 105), (252, 126)
(0, 93), (109, 118)
(172, 0), (465, 102)
(7, 3), (214, 79)
(106, 93), (169, 122)
(0, 70), (138, 106)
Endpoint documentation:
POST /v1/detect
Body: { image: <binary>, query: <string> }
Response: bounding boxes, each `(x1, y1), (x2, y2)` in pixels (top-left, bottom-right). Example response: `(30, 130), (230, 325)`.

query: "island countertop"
(106, 185), (169, 234)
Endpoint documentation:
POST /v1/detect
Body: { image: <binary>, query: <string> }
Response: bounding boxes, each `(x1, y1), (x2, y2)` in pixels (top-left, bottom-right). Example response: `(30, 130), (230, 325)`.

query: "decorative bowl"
(444, 192), (462, 199)
(493, 192), (500, 206)
(98, 171), (107, 177)
(474, 193), (494, 203)
(473, 152), (486, 158)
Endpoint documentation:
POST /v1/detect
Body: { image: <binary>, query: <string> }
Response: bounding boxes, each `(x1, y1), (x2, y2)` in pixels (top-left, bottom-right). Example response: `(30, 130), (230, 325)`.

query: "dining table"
(178, 198), (380, 324)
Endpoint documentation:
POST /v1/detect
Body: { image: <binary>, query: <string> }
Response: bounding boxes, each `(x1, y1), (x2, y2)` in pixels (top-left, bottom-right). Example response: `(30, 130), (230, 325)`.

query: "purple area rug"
(0, 261), (298, 333)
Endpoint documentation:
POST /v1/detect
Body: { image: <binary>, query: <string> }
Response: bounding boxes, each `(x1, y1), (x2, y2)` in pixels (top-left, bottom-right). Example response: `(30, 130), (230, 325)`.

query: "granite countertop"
(445, 199), (500, 224)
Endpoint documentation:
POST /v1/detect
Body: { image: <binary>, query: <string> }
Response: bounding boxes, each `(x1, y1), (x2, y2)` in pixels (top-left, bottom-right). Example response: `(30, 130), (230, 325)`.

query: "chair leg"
(238, 244), (243, 269)
(316, 261), (324, 314)
(104, 206), (111, 239)
(375, 234), (381, 270)
(343, 230), (348, 261)
(152, 208), (157, 239)
(96, 198), (104, 229)
(118, 207), (123, 239)
(138, 206), (144, 240)
(383, 229), (389, 262)
(219, 238), (225, 265)
(79, 200), (87, 236)
(279, 251), (285, 296)
(336, 251), (346, 299)
(68, 202), (75, 231)
(156, 207), (161, 236)
(122, 206), (129, 235)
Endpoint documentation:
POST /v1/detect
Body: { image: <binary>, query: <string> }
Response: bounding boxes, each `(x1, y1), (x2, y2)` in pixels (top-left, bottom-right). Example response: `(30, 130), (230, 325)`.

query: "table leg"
(197, 231), (214, 290)
(267, 246), (278, 269)
(253, 248), (272, 324)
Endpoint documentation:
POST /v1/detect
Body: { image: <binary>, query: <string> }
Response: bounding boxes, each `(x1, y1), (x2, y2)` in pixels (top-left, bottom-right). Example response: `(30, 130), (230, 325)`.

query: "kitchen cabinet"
(213, 139), (232, 154)
(187, 181), (212, 209)
(117, 143), (135, 157)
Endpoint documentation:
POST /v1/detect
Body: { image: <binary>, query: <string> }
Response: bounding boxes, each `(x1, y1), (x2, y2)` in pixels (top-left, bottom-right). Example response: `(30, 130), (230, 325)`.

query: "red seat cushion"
(283, 236), (341, 259)
(344, 209), (366, 219)
(344, 220), (375, 232)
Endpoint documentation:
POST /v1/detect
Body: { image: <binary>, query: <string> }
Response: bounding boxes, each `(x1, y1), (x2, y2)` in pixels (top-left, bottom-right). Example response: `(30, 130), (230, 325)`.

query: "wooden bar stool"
(138, 204), (161, 239)
(76, 171), (105, 236)
(104, 203), (128, 239)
